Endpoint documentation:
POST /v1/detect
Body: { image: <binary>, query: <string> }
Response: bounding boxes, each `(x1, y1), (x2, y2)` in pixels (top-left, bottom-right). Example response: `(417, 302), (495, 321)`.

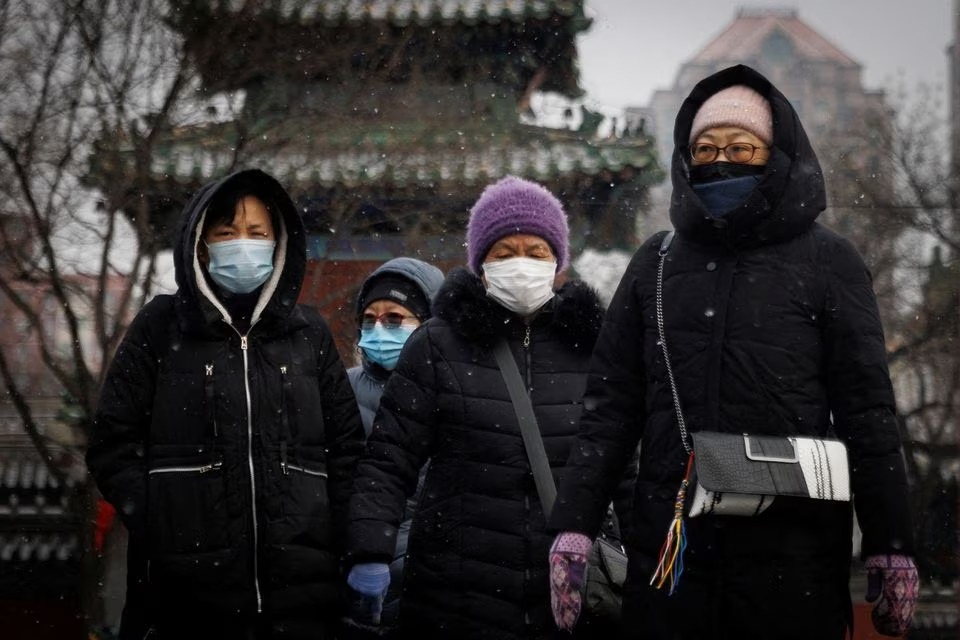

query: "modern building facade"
(639, 7), (888, 165)
(951, 0), (960, 206)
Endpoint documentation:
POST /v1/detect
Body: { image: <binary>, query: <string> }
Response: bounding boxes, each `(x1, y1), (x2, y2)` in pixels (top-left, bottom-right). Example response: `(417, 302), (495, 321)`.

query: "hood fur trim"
(432, 267), (604, 352)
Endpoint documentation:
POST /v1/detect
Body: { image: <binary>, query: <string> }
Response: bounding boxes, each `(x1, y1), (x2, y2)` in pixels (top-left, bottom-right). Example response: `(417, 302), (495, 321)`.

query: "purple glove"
(865, 554), (919, 637)
(549, 532), (592, 632)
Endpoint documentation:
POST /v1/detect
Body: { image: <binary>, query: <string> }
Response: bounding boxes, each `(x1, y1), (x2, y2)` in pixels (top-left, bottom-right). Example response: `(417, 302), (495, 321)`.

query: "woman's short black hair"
(202, 180), (283, 235)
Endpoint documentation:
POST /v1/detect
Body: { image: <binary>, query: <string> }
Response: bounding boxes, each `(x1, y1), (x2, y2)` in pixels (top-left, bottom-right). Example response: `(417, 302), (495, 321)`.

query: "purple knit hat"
(466, 176), (569, 274)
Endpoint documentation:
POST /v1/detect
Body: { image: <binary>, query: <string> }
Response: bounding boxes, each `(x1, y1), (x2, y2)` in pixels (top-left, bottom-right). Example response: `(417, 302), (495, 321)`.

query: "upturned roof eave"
(144, 120), (657, 189)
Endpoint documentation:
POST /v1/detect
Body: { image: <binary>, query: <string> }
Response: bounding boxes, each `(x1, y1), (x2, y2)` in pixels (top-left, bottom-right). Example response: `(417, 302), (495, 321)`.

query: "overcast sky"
(576, 0), (955, 111)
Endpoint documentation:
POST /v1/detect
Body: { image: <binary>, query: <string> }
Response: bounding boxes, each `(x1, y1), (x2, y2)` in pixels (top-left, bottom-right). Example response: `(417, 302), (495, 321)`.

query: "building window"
(761, 30), (795, 65)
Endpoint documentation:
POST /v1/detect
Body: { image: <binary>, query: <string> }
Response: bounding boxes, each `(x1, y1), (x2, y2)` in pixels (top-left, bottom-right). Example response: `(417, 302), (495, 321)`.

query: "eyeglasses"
(360, 312), (416, 330)
(689, 142), (767, 164)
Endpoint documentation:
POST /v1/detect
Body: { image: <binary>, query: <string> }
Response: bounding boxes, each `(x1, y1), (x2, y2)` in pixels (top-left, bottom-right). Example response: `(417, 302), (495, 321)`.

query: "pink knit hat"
(689, 85), (773, 145)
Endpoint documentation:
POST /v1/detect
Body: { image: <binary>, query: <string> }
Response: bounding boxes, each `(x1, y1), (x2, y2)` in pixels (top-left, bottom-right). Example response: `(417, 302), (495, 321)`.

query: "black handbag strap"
(492, 339), (557, 518)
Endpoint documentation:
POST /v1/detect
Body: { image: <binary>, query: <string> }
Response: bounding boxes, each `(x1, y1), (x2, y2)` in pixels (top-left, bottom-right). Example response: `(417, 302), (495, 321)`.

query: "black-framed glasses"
(689, 142), (766, 164)
(360, 312), (415, 331)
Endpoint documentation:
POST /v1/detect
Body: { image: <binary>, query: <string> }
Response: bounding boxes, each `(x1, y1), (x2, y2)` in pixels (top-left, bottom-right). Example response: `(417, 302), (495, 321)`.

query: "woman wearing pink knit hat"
(344, 176), (633, 639)
(549, 65), (918, 639)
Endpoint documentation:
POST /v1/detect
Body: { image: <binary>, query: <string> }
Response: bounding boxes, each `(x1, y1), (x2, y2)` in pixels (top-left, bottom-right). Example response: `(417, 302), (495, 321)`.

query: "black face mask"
(689, 162), (766, 184)
(692, 176), (762, 217)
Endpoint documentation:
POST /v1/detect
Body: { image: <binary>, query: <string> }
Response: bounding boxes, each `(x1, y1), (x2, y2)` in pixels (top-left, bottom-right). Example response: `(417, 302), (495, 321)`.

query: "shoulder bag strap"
(649, 230), (701, 594)
(492, 339), (558, 518)
(656, 231), (692, 455)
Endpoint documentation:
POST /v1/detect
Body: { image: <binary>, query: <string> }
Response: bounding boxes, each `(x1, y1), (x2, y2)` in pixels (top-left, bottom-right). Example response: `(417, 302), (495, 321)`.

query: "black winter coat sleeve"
(306, 307), (366, 552)
(611, 446), (640, 540)
(86, 297), (171, 540)
(346, 325), (437, 563)
(550, 242), (653, 537)
(822, 238), (914, 557)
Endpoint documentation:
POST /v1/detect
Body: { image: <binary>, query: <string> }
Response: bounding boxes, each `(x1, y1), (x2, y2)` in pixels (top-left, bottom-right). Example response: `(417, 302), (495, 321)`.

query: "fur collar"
(432, 267), (604, 353)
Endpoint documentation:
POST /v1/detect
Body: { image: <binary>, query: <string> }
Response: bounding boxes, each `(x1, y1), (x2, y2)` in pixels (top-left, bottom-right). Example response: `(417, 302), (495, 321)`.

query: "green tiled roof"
(222, 0), (583, 25)
(150, 129), (655, 188)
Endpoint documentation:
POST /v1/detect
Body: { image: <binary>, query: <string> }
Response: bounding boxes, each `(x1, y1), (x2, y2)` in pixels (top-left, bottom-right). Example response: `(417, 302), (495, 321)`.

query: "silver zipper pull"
(523, 325), (531, 348)
(240, 335), (248, 350)
(205, 364), (213, 376)
(200, 460), (222, 473)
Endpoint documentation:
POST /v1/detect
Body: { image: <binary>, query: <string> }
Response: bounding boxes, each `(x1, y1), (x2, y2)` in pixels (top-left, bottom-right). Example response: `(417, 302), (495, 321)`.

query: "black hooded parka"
(550, 66), (914, 639)
(87, 169), (365, 639)
(346, 268), (632, 639)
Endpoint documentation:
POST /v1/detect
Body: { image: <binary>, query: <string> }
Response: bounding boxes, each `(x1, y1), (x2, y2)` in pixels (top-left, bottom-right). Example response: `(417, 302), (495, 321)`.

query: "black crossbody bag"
(492, 339), (627, 622)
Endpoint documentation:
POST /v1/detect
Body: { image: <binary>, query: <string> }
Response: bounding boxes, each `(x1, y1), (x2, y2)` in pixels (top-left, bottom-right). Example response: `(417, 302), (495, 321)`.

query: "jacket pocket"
(266, 457), (336, 588)
(147, 449), (229, 556)
(273, 456), (333, 546)
(280, 458), (331, 520)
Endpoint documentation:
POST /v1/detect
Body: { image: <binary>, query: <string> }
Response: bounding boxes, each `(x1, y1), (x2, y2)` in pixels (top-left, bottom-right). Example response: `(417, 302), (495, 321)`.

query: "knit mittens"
(549, 532), (592, 632)
(865, 554), (919, 637)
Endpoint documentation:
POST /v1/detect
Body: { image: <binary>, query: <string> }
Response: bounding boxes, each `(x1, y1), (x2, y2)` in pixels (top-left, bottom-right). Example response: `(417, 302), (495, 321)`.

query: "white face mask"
(482, 257), (557, 316)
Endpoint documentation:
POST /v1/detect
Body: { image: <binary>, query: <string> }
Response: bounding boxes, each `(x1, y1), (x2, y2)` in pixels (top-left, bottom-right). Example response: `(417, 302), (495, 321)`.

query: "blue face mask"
(206, 239), (276, 294)
(358, 324), (415, 371)
(692, 175), (763, 218)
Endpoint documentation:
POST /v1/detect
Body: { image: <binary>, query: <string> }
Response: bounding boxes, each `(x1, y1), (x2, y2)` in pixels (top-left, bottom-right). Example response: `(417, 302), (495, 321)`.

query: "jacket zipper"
(283, 463), (327, 478)
(148, 460), (222, 475)
(523, 325), (532, 389)
(239, 332), (263, 612)
(522, 323), (533, 625)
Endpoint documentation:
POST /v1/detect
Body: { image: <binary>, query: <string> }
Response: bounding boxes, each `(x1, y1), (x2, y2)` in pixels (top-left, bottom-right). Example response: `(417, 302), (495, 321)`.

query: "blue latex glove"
(347, 562), (391, 626)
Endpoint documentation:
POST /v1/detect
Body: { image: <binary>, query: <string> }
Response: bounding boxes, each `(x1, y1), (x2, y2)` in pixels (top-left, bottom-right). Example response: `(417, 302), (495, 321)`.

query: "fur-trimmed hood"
(432, 267), (604, 353)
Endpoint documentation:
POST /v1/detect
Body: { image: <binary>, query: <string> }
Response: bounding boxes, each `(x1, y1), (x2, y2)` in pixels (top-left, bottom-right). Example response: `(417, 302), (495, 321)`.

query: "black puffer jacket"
(347, 268), (629, 639)
(87, 169), (365, 639)
(551, 66), (913, 637)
